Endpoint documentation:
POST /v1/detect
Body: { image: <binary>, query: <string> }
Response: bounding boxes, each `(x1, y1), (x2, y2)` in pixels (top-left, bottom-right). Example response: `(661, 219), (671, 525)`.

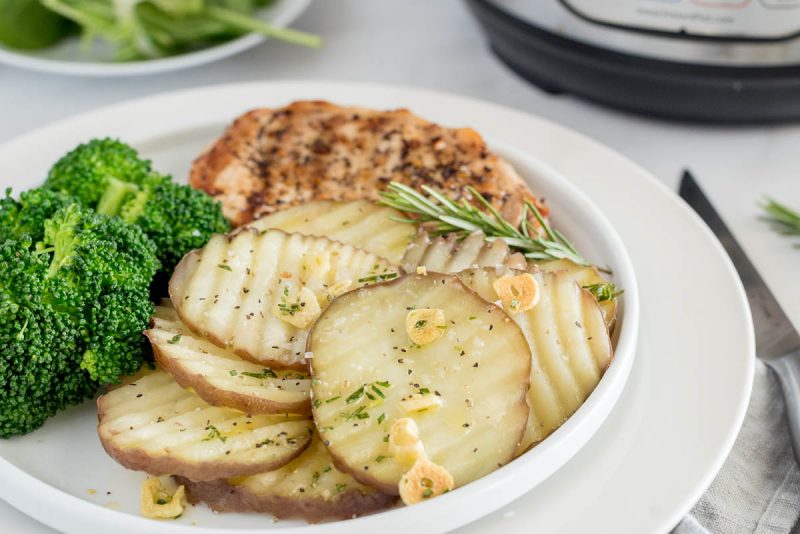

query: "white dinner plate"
(0, 1), (311, 77)
(0, 82), (752, 534)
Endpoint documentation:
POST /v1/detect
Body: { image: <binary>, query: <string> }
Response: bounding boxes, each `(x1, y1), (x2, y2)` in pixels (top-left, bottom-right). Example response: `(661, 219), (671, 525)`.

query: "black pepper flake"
(489, 324), (494, 331)
(136, 393), (143, 398)
(473, 362), (479, 368)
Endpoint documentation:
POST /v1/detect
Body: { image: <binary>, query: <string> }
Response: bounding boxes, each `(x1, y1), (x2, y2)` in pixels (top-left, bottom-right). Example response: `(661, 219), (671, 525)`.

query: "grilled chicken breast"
(190, 101), (547, 227)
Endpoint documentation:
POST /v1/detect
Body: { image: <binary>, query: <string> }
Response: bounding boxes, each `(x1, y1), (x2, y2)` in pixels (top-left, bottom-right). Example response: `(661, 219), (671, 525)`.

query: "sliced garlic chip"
(273, 286), (322, 329)
(140, 477), (187, 520)
(492, 273), (540, 313)
(388, 418), (426, 467)
(405, 308), (446, 345)
(399, 457), (454, 505)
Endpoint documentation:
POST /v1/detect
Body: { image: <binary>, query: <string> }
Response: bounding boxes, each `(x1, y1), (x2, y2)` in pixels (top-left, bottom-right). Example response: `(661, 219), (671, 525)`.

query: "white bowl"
(0, 86), (638, 533)
(0, 0), (312, 77)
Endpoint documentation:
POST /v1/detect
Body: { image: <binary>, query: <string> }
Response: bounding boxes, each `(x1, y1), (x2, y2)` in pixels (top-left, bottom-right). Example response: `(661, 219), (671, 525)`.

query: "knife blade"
(680, 170), (800, 465)
(679, 171), (800, 359)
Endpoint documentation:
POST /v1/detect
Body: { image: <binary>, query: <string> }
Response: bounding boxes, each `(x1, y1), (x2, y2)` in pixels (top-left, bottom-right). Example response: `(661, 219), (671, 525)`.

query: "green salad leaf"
(36, 0), (320, 60)
(0, 0), (74, 49)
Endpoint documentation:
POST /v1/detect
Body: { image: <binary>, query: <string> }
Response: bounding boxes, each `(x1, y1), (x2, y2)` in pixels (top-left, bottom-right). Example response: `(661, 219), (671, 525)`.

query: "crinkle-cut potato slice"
(97, 370), (314, 481)
(537, 259), (618, 332)
(169, 228), (397, 370)
(146, 304), (311, 416)
(400, 230), (526, 274)
(175, 436), (397, 523)
(308, 273), (531, 494)
(245, 200), (415, 265)
(457, 268), (613, 452)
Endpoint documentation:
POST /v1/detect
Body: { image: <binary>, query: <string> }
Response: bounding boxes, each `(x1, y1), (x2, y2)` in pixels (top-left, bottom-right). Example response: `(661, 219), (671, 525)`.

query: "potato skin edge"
(175, 476), (398, 523)
(96, 395), (313, 481)
(146, 330), (312, 416)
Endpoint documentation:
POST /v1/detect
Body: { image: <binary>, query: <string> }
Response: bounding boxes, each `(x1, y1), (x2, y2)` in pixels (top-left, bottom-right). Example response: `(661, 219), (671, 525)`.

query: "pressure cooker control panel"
(562, 0), (800, 40)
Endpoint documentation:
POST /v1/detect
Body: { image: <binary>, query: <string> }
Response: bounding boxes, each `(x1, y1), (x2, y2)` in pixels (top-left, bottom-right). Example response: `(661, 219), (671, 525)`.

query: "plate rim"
(0, 80), (752, 533)
(0, 0), (312, 77)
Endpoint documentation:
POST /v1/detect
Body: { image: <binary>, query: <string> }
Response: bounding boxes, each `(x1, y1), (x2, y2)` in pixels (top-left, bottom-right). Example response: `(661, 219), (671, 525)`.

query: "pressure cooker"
(467, 0), (800, 123)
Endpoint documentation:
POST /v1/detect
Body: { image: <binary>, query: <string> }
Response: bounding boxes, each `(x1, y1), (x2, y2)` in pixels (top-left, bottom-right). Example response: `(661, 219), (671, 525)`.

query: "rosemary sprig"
(584, 282), (623, 302)
(379, 182), (587, 265)
(762, 199), (800, 240)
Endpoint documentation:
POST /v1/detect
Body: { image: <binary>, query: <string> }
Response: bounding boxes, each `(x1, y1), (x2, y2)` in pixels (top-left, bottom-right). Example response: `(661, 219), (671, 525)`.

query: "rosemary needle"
(379, 182), (588, 265)
(762, 198), (800, 239)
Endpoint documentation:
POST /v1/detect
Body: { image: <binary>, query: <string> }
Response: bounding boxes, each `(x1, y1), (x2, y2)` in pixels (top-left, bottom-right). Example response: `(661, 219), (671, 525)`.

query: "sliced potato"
(400, 232), (618, 332)
(537, 259), (617, 331)
(97, 370), (314, 481)
(246, 200), (415, 264)
(176, 435), (397, 523)
(458, 268), (613, 451)
(146, 304), (311, 416)
(308, 273), (531, 494)
(400, 230), (526, 274)
(169, 228), (397, 370)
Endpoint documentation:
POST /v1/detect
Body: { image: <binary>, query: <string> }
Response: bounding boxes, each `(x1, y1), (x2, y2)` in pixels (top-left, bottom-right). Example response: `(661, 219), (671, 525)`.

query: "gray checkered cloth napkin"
(673, 361), (800, 534)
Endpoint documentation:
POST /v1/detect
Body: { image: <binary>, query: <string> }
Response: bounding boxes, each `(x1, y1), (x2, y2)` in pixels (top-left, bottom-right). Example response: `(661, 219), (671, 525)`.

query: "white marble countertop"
(1, 1), (798, 532)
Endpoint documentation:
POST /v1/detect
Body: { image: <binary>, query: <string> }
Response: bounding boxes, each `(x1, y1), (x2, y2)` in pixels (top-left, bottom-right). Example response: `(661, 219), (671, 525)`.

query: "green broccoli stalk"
(96, 177), (140, 217)
(45, 138), (230, 276)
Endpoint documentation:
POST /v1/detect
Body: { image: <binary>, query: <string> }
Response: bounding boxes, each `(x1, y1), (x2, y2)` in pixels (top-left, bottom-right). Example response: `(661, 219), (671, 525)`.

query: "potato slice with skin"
(400, 230), (526, 274)
(308, 273), (531, 494)
(169, 228), (397, 370)
(537, 259), (617, 332)
(175, 435), (397, 523)
(98, 370), (314, 481)
(457, 268), (613, 452)
(146, 305), (311, 416)
(246, 200), (415, 265)
(400, 232), (617, 332)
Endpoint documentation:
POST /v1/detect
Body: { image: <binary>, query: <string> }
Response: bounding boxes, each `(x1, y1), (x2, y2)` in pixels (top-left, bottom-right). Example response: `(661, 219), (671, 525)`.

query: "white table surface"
(1, 1), (797, 532)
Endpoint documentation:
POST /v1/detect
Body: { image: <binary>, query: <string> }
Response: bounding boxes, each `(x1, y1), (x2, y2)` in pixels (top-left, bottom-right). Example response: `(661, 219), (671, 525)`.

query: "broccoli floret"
(44, 138), (230, 274)
(0, 201), (158, 437)
(45, 138), (152, 207)
(40, 204), (159, 382)
(0, 187), (75, 242)
(0, 237), (95, 437)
